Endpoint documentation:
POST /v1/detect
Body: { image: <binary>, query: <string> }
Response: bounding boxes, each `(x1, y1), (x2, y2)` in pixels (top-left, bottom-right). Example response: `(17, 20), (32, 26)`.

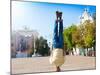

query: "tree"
(92, 13), (96, 52)
(72, 25), (80, 51)
(83, 20), (96, 56)
(63, 24), (78, 54)
(63, 27), (72, 50)
(35, 36), (50, 56)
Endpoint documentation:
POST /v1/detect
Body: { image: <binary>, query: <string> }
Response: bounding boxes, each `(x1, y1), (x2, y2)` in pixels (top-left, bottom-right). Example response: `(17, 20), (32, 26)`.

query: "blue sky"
(12, 1), (96, 43)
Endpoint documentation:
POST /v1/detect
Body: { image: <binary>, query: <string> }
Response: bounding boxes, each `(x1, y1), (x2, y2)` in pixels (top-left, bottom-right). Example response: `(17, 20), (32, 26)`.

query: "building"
(11, 27), (39, 58)
(80, 8), (93, 24)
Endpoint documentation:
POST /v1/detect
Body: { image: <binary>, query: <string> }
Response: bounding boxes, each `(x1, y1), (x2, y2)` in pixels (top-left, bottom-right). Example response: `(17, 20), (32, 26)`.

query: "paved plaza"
(11, 55), (96, 74)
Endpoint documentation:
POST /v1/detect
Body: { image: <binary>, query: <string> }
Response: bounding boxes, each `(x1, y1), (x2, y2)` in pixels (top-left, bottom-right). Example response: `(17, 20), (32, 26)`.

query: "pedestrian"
(49, 11), (65, 72)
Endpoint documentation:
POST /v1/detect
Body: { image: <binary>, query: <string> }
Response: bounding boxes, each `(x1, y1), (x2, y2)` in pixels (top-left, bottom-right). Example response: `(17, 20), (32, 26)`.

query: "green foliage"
(63, 20), (96, 51)
(35, 36), (50, 56)
(63, 24), (77, 50)
(83, 20), (96, 48)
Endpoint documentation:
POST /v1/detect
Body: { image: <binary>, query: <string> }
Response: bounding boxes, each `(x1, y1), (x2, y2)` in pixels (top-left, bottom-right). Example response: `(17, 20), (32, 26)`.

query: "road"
(11, 55), (96, 74)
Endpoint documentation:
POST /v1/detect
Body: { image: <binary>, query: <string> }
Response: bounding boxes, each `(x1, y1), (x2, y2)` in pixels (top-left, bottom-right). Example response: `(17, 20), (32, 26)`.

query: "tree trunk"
(86, 47), (88, 56)
(93, 45), (96, 56)
(75, 45), (77, 55)
(74, 45), (76, 52)
(71, 48), (74, 55)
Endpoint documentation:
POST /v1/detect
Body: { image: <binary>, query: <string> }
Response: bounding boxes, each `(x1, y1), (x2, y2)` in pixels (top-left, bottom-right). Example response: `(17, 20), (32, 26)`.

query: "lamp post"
(33, 36), (36, 56)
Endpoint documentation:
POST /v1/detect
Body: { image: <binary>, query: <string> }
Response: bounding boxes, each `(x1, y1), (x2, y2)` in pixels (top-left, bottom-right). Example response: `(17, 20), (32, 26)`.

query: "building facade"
(80, 8), (93, 24)
(11, 28), (39, 58)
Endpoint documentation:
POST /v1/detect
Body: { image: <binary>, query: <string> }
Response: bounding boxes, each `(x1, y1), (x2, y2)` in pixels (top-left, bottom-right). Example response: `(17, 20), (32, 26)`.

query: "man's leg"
(59, 20), (63, 33)
(53, 20), (59, 48)
(58, 20), (63, 48)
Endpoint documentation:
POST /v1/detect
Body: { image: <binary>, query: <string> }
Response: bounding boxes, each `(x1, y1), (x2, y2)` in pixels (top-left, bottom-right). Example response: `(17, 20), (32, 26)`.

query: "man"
(50, 11), (65, 72)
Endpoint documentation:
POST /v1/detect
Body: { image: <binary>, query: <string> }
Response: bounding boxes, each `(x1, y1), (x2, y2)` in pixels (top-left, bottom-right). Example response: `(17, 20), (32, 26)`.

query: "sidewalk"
(11, 55), (96, 74)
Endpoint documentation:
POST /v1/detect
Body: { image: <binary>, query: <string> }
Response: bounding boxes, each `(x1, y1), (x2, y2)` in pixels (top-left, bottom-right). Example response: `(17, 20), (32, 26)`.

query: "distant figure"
(49, 11), (65, 72)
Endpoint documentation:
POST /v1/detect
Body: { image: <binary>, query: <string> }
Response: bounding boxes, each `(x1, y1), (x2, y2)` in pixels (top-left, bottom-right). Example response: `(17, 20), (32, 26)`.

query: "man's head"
(56, 11), (62, 20)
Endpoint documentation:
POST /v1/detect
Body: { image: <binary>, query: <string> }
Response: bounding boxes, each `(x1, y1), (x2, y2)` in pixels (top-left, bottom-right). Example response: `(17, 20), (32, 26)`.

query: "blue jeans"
(53, 20), (63, 49)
